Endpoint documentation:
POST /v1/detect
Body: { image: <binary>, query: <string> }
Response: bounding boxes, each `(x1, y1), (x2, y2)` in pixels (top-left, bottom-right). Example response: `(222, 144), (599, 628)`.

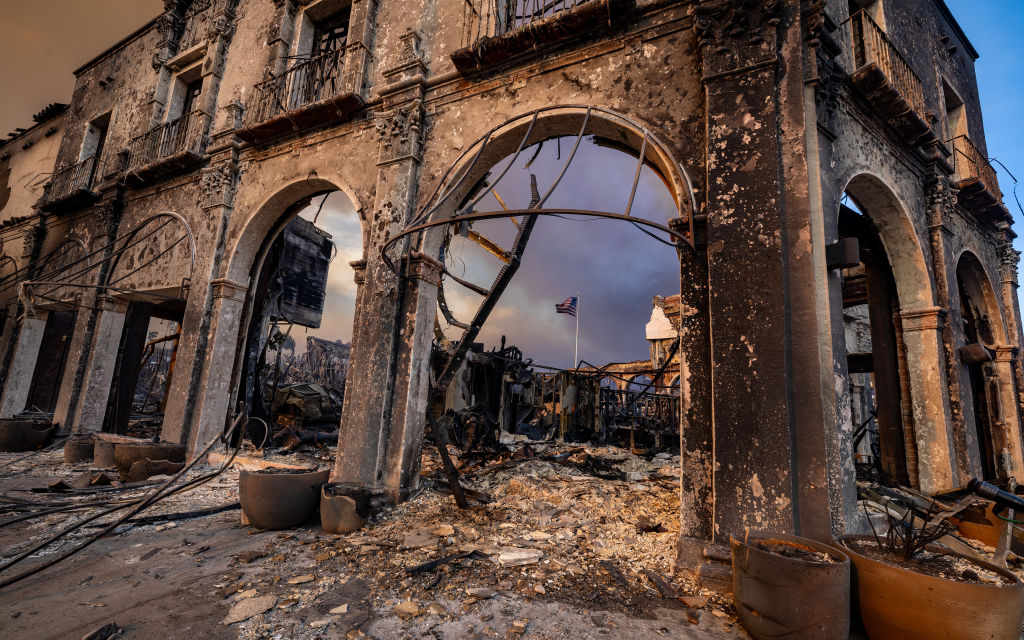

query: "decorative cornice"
(694, 0), (781, 80)
(210, 277), (248, 301)
(900, 306), (946, 332)
(407, 251), (442, 287)
(375, 99), (423, 166)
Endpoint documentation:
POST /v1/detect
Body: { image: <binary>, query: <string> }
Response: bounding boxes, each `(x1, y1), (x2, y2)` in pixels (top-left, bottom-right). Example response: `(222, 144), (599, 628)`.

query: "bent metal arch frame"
(381, 105), (698, 392)
(16, 212), (196, 312)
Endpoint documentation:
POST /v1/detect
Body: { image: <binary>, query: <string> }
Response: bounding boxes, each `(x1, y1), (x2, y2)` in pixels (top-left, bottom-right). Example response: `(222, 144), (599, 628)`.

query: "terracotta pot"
(63, 434), (95, 463)
(837, 534), (1024, 640)
(321, 483), (372, 534)
(0, 419), (53, 452)
(113, 441), (186, 479)
(238, 468), (330, 530)
(731, 530), (850, 640)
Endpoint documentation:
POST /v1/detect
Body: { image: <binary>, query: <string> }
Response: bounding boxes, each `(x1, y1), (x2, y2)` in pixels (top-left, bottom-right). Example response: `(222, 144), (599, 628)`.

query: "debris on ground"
(0, 440), (750, 639)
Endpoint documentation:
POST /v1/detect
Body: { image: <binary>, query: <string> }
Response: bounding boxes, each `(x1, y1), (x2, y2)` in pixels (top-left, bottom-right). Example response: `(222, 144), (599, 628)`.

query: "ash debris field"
(0, 440), (745, 639)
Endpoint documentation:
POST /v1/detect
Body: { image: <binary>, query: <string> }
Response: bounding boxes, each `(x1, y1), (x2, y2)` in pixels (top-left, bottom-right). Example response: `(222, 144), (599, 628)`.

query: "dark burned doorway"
(839, 200), (910, 486)
(25, 310), (77, 414)
(103, 301), (183, 435)
(956, 256), (999, 480)
(238, 191), (361, 446)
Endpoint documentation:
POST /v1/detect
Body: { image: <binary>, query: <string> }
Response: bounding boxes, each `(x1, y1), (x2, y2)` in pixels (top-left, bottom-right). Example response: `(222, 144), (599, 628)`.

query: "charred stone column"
(677, 0), (838, 589)
(898, 306), (958, 492)
(381, 251), (441, 498)
(924, 157), (973, 481)
(333, 37), (425, 498)
(0, 312), (48, 417)
(67, 295), (129, 432)
(53, 198), (123, 432)
(162, 157), (240, 453)
(998, 240), (1024, 476)
(993, 345), (1024, 479)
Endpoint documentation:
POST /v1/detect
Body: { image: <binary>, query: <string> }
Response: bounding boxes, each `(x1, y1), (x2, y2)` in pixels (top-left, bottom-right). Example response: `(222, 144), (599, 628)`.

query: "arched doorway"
(955, 251), (1009, 480)
(232, 188), (363, 445)
(837, 173), (944, 490)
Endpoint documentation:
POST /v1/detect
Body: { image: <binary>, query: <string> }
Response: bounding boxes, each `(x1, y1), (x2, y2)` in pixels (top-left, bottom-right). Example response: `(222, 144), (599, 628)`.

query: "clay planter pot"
(837, 534), (1024, 640)
(238, 468), (330, 530)
(63, 435), (95, 463)
(112, 441), (186, 479)
(321, 483), (372, 534)
(0, 419), (53, 452)
(731, 530), (850, 640)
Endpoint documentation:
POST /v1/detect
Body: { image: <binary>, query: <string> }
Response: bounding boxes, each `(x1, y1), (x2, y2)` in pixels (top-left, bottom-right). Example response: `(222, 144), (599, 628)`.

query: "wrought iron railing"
(599, 387), (678, 427)
(178, 0), (213, 52)
(243, 50), (345, 127)
(462, 0), (588, 44)
(848, 10), (927, 122)
(124, 109), (208, 171)
(43, 156), (97, 204)
(948, 135), (1001, 195)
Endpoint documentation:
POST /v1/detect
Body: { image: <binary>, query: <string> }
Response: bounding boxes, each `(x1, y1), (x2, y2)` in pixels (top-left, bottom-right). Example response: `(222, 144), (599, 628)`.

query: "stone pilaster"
(67, 295), (130, 433)
(678, 0), (837, 590)
(162, 159), (239, 453)
(899, 306), (958, 493)
(990, 345), (1024, 481)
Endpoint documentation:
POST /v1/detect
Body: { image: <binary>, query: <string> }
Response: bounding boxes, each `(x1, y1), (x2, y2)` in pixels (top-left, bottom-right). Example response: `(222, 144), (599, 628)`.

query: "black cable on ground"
(0, 411), (246, 589)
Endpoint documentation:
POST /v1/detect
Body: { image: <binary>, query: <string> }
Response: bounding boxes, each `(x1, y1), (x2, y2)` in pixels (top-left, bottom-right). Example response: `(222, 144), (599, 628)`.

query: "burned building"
(0, 0), (1021, 591)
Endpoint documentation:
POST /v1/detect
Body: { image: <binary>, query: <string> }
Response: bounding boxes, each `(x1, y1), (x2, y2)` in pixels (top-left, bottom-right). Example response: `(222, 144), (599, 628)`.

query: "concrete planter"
(63, 434), (95, 463)
(112, 441), (185, 479)
(320, 483), (372, 534)
(731, 530), (850, 640)
(239, 468), (329, 530)
(0, 419), (53, 452)
(837, 534), (1024, 640)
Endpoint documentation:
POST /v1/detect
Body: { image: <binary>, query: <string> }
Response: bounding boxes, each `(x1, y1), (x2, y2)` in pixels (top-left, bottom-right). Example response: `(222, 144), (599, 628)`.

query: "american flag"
(555, 296), (577, 317)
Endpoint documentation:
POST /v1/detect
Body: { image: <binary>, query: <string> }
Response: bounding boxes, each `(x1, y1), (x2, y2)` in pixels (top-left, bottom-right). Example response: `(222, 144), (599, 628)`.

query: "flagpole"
(574, 292), (580, 369)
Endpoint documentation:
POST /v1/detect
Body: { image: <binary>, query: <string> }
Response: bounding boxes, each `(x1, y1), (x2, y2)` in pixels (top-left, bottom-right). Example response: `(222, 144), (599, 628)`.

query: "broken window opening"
(237, 190), (360, 450)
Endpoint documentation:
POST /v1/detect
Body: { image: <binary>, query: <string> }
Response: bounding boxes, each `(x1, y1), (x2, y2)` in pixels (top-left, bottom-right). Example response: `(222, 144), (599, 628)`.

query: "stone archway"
(840, 173), (956, 494)
(186, 177), (367, 452)
(955, 250), (1024, 480)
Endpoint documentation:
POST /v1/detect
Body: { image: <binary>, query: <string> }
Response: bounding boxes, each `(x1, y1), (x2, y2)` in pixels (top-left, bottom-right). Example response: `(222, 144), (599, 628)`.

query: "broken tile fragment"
(497, 547), (543, 567)
(222, 595), (276, 625)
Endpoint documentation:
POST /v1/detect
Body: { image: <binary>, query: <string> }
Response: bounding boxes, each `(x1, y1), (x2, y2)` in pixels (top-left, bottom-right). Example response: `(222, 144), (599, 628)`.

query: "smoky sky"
(0, 2), (164, 136)
(301, 135), (679, 369)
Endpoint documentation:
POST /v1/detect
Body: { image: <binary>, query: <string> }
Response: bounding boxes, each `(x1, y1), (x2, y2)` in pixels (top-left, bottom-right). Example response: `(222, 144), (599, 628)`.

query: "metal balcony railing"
(948, 135), (1001, 195)
(848, 10), (927, 122)
(244, 50), (345, 127)
(43, 156), (97, 205)
(178, 0), (213, 52)
(124, 109), (208, 172)
(462, 0), (588, 43)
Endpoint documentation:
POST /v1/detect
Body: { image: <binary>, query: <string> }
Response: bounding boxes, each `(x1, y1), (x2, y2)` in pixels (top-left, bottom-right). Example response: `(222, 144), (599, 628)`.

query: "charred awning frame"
(13, 212), (196, 312)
